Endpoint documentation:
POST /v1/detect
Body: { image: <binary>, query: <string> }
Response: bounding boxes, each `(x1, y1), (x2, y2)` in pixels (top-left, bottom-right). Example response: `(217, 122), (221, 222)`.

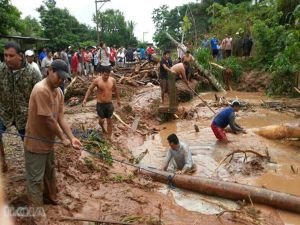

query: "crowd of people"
(201, 33), (253, 61)
(26, 43), (157, 81)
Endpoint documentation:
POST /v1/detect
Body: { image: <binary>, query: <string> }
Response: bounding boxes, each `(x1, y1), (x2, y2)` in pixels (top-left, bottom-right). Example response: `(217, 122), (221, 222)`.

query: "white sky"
(11, 0), (196, 42)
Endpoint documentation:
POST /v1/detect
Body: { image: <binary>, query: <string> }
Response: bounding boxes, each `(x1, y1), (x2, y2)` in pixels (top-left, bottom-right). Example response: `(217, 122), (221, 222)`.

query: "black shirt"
(159, 58), (172, 80)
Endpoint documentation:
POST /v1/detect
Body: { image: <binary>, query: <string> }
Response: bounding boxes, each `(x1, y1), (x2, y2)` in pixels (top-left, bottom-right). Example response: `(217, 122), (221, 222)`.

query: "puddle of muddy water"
(132, 92), (300, 225)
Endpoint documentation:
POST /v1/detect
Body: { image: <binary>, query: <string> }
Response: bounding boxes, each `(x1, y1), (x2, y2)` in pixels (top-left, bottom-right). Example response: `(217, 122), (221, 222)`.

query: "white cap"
(231, 100), (241, 107)
(68, 46), (72, 49)
(25, 50), (34, 56)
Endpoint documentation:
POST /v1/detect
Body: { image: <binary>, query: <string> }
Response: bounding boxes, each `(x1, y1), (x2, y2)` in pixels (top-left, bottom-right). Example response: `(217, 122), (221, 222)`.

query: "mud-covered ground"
(2, 76), (299, 225)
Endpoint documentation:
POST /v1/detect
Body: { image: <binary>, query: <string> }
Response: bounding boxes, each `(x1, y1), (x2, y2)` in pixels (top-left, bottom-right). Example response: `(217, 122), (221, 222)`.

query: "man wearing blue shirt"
(39, 48), (47, 63)
(210, 36), (219, 59)
(211, 100), (246, 143)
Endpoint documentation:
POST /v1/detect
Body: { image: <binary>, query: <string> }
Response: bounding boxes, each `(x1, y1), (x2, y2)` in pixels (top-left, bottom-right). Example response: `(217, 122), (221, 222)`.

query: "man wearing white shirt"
(96, 42), (111, 73)
(162, 133), (196, 174)
(25, 50), (42, 79)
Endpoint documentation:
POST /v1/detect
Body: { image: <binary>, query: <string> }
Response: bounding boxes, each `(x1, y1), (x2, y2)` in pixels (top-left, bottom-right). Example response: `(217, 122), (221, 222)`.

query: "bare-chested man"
(181, 51), (194, 81)
(82, 66), (120, 138)
(170, 61), (190, 87)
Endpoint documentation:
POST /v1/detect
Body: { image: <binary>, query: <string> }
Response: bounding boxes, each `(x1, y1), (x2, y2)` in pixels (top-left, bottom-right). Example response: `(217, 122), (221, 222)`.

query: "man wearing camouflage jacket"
(0, 42), (41, 172)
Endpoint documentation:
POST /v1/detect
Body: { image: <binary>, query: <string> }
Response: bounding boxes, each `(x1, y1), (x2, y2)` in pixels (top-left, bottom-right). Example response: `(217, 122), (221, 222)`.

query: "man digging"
(82, 66), (121, 139)
(211, 100), (246, 143)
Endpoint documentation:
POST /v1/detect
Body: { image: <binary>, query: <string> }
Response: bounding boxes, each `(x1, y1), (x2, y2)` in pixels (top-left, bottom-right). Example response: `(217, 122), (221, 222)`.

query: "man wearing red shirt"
(146, 45), (155, 61)
(109, 45), (116, 67)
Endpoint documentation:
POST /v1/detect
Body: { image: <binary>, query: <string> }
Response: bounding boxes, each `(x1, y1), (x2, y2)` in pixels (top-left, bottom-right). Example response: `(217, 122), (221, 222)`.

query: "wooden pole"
(139, 168), (300, 214)
(60, 216), (136, 224)
(187, 85), (216, 114)
(168, 71), (177, 111)
(165, 32), (225, 92)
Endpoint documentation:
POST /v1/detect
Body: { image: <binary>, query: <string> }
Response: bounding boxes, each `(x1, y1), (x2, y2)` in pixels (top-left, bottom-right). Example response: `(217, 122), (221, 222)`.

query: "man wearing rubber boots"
(0, 42), (41, 172)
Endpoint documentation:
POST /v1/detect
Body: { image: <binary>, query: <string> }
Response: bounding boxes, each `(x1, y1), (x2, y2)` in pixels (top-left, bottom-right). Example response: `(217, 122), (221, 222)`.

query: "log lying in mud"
(165, 32), (225, 92)
(255, 125), (300, 139)
(140, 168), (300, 214)
(176, 79), (198, 102)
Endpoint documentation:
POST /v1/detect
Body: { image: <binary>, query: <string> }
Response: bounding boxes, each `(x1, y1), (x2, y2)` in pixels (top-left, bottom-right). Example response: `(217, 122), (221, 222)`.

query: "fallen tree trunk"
(140, 168), (300, 214)
(255, 124), (300, 139)
(165, 32), (225, 92)
(176, 79), (198, 102)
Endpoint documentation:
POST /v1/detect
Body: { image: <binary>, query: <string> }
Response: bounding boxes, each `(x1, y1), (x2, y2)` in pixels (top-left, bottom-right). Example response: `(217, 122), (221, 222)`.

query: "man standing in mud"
(24, 59), (82, 206)
(0, 42), (41, 172)
(162, 134), (196, 174)
(82, 66), (120, 139)
(181, 50), (194, 81)
(159, 50), (173, 104)
(211, 100), (246, 143)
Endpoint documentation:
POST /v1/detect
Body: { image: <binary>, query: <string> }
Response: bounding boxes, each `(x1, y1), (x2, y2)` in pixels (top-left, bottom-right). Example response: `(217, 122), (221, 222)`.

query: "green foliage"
(206, 0), (300, 96)
(207, 2), (252, 39)
(221, 57), (243, 81)
(121, 215), (163, 225)
(152, 3), (210, 49)
(37, 0), (93, 49)
(0, 0), (23, 35)
(267, 53), (296, 96)
(83, 130), (113, 165)
(268, 28), (300, 96)
(195, 47), (211, 70)
(137, 42), (147, 49)
(107, 173), (134, 183)
(182, 15), (192, 33)
(21, 16), (43, 37)
(94, 9), (138, 47)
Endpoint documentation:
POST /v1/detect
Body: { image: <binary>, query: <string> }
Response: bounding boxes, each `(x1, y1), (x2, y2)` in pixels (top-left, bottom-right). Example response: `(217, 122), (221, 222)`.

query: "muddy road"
(2, 85), (299, 225)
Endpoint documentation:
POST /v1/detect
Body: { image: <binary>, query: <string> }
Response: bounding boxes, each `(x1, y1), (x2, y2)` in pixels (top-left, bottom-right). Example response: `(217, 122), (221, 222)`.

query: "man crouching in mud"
(162, 134), (196, 174)
(82, 66), (120, 139)
(211, 100), (246, 143)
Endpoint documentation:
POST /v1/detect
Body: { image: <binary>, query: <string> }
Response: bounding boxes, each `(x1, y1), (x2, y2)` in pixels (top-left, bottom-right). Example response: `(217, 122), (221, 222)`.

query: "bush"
(195, 47), (211, 70)
(221, 56), (243, 81)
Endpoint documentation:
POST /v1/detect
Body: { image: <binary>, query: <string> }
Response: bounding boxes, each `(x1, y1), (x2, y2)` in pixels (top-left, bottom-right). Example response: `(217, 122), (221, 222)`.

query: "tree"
(93, 9), (138, 47)
(37, 0), (94, 49)
(152, 3), (211, 49)
(21, 16), (43, 37)
(0, 0), (23, 34)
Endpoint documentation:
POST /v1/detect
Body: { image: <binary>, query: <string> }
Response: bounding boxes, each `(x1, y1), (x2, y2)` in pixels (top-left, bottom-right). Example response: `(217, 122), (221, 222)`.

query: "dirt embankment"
(237, 71), (270, 92)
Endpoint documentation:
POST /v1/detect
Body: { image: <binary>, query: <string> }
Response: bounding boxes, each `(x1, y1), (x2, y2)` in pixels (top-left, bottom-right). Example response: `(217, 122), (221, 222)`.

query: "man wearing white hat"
(211, 100), (246, 143)
(25, 50), (42, 79)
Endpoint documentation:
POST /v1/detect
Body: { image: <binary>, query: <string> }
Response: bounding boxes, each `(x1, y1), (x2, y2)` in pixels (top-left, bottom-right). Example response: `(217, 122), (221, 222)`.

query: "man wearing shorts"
(181, 50), (194, 81)
(159, 50), (173, 104)
(96, 42), (111, 74)
(211, 100), (246, 143)
(82, 66), (120, 138)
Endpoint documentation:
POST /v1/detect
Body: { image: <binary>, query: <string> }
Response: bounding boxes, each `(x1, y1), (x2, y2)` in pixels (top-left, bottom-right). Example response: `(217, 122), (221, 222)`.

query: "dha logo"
(5, 206), (46, 217)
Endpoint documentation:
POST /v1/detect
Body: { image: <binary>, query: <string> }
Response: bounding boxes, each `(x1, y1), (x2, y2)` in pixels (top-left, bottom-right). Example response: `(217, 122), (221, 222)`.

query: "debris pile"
(64, 61), (208, 104)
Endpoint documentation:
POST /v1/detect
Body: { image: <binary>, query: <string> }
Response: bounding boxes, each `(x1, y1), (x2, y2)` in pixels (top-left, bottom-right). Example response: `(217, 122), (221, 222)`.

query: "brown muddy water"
(131, 91), (300, 225)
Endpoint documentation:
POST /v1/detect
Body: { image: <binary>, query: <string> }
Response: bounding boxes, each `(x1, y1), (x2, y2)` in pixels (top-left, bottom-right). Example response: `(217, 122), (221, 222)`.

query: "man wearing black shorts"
(82, 66), (120, 138)
(159, 50), (173, 104)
